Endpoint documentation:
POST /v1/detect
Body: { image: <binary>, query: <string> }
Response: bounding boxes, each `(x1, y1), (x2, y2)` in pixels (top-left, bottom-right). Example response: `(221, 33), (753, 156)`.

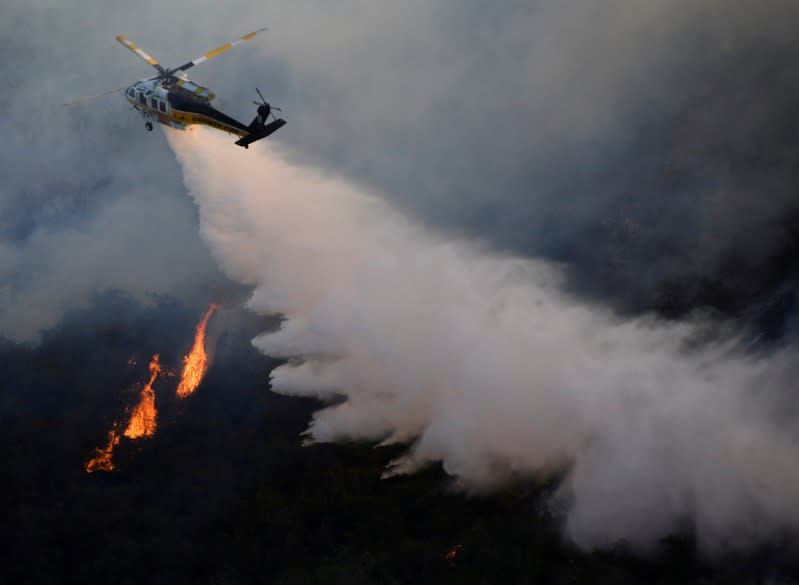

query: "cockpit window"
(159, 101), (166, 113)
(127, 88), (135, 98)
(138, 92), (146, 105)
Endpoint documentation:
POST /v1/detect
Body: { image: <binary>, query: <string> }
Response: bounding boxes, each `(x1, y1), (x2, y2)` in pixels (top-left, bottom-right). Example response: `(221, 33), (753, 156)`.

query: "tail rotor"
(252, 87), (280, 122)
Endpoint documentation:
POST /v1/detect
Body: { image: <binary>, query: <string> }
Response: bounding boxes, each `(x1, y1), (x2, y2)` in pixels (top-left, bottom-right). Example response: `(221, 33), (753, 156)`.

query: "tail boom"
(234, 118), (286, 148)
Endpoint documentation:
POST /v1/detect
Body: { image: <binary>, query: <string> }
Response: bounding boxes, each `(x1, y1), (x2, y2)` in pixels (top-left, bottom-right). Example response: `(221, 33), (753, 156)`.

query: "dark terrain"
(2, 288), (799, 584)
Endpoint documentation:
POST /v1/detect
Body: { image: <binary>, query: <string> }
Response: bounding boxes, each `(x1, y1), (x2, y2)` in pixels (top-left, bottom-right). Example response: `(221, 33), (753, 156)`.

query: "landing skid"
(134, 106), (154, 131)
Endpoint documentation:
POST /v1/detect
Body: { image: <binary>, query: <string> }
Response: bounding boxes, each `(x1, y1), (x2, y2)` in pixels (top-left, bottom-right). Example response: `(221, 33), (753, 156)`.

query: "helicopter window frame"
(158, 101), (167, 113)
(138, 92), (146, 105)
(151, 97), (159, 109)
(127, 88), (135, 98)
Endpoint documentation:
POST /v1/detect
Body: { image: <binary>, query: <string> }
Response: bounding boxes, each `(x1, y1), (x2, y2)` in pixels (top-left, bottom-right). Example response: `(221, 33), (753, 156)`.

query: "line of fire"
(84, 303), (220, 473)
(176, 303), (220, 398)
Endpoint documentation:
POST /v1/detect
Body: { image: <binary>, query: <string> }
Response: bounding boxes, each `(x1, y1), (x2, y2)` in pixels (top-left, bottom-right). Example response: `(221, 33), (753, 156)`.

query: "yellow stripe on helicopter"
(185, 28), (266, 69)
(116, 35), (161, 67)
(170, 109), (249, 137)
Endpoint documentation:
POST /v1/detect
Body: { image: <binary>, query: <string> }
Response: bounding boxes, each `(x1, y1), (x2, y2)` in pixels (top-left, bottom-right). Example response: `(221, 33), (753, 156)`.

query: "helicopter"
(65, 28), (285, 148)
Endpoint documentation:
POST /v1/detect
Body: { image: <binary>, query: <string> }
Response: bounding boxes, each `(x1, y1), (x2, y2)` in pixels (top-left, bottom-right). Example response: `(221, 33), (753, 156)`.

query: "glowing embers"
(123, 354), (162, 439)
(444, 544), (464, 565)
(85, 428), (121, 473)
(176, 304), (219, 398)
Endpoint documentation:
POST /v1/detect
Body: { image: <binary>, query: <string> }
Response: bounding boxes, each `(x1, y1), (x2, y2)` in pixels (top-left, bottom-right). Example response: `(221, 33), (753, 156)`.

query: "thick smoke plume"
(170, 127), (799, 553)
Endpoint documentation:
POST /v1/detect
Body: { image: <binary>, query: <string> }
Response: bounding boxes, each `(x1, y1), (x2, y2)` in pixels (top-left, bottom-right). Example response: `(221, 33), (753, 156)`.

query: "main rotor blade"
(116, 34), (167, 75)
(62, 85), (128, 106)
(168, 27), (267, 76)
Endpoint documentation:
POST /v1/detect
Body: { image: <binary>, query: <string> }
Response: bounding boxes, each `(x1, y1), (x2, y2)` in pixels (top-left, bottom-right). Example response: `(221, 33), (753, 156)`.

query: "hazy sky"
(3, 0), (799, 341)
(4, 0), (799, 554)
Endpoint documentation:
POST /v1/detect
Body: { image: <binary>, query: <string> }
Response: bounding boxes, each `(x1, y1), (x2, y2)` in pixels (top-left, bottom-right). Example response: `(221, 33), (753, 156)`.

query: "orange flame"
(123, 354), (161, 439)
(176, 304), (219, 398)
(85, 428), (120, 473)
(444, 544), (464, 564)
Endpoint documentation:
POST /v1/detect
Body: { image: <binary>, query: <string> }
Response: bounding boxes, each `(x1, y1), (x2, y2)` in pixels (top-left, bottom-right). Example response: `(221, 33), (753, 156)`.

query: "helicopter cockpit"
(125, 80), (172, 131)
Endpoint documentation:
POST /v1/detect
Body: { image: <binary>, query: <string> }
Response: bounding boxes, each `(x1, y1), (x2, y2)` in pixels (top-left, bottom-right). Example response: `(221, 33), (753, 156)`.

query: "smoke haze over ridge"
(171, 127), (799, 553)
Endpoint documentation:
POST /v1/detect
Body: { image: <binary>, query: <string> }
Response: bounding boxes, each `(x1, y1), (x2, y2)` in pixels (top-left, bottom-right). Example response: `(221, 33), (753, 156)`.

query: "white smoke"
(0, 188), (214, 342)
(169, 127), (799, 553)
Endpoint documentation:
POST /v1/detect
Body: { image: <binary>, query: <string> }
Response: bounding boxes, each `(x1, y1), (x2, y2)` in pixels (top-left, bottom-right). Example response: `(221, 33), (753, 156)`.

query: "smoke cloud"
(0, 189), (217, 342)
(4, 0), (799, 339)
(170, 127), (799, 553)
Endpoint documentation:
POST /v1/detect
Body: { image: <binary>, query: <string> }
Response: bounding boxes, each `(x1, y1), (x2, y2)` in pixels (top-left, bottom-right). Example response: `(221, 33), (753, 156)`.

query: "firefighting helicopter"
(64, 28), (285, 148)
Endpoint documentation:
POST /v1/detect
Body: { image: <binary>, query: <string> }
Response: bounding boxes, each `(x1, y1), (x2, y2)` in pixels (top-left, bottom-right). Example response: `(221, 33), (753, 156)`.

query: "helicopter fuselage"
(124, 77), (250, 137)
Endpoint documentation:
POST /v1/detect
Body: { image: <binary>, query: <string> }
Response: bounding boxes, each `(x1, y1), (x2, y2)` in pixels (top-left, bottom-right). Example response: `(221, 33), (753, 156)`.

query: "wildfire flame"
(445, 544), (464, 564)
(85, 428), (120, 473)
(176, 304), (220, 398)
(123, 354), (161, 439)
(85, 305), (220, 472)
